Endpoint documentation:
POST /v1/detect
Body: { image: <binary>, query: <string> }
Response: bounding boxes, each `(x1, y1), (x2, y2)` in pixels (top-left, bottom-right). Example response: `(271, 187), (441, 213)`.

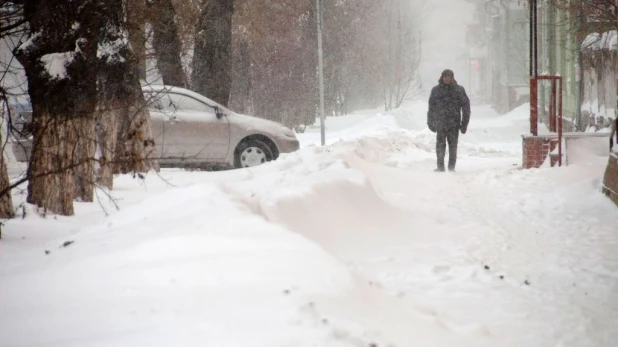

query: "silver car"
(9, 85), (300, 169)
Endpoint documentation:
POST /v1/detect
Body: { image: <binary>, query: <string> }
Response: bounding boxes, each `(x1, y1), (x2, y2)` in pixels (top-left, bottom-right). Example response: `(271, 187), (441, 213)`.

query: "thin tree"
(0, 87), (15, 218)
(149, 0), (188, 88)
(192, 0), (235, 106)
(94, 0), (160, 188)
(105, 0), (160, 180)
(0, 0), (24, 218)
(127, 0), (147, 80)
(381, 0), (422, 111)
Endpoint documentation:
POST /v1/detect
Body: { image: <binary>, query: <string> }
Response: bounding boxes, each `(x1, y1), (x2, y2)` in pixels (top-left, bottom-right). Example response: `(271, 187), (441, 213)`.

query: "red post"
(548, 80), (551, 132)
(530, 77), (538, 136)
(558, 77), (563, 166)
(550, 78), (557, 132)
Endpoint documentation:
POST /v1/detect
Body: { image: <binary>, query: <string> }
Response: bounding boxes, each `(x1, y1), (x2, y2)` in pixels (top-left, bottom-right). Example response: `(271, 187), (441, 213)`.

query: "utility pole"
(316, 0), (326, 146)
(529, 0), (538, 135)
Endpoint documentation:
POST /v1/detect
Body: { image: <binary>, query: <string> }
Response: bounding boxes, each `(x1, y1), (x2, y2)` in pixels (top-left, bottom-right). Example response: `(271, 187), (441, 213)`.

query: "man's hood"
(438, 78), (459, 86)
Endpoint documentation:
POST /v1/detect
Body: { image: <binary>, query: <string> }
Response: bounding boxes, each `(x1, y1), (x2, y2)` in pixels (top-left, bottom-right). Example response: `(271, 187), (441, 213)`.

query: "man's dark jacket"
(427, 79), (471, 132)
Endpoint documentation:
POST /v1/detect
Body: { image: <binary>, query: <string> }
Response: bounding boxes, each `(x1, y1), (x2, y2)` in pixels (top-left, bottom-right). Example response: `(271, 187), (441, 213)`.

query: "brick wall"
(602, 154), (618, 206)
(522, 136), (559, 169)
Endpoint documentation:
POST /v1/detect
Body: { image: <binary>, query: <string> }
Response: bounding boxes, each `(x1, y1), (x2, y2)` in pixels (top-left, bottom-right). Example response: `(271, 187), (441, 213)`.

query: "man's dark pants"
(436, 128), (459, 171)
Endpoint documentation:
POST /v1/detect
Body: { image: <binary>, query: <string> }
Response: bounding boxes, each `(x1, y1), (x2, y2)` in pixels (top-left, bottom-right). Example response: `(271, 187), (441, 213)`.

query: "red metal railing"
(530, 75), (563, 166)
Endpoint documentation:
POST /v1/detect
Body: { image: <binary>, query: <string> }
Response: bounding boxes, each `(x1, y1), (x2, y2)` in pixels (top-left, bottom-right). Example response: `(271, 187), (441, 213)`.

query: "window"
(144, 92), (165, 111)
(166, 93), (214, 113)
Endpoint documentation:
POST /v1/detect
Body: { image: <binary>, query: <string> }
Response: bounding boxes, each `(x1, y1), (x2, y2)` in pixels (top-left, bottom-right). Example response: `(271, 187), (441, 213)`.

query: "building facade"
(466, 0), (530, 113)
(467, 0), (583, 128)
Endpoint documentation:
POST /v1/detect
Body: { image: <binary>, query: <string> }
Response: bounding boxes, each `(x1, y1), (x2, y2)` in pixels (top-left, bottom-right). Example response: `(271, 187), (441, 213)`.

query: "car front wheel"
(234, 139), (274, 168)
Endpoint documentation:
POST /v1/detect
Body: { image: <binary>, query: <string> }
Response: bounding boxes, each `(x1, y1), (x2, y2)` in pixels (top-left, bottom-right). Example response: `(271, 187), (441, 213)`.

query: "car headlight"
(281, 128), (296, 139)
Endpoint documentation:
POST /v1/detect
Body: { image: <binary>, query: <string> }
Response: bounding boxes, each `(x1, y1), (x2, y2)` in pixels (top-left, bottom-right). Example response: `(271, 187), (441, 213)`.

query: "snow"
(17, 32), (41, 53)
(567, 136), (610, 165)
(97, 38), (127, 63)
(40, 52), (75, 79)
(582, 30), (618, 51)
(3, 100), (618, 346)
(97, 26), (129, 63)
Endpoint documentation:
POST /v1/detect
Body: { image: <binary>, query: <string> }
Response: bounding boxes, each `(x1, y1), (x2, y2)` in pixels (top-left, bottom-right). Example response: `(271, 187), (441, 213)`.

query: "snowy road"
(1, 102), (617, 347)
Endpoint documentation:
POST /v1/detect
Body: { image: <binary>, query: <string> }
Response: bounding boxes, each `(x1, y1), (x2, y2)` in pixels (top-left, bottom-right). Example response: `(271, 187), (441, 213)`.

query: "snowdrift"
(3, 100), (618, 346)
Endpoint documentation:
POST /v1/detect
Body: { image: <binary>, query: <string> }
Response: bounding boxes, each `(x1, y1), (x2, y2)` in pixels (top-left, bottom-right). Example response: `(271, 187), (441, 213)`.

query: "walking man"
(427, 69), (471, 172)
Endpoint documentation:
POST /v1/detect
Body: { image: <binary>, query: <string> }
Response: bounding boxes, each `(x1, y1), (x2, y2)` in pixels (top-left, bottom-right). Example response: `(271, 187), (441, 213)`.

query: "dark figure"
(427, 69), (471, 172)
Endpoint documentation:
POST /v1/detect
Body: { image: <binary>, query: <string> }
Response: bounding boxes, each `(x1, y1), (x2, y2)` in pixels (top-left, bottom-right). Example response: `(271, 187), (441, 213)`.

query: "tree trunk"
(73, 116), (96, 202)
(16, 0), (101, 215)
(107, 51), (159, 175)
(127, 0), (147, 81)
(230, 38), (251, 113)
(192, 0), (234, 106)
(24, 110), (76, 216)
(113, 88), (159, 175)
(0, 88), (15, 218)
(95, 105), (119, 190)
(150, 0), (187, 87)
(0, 130), (14, 218)
(92, 0), (159, 177)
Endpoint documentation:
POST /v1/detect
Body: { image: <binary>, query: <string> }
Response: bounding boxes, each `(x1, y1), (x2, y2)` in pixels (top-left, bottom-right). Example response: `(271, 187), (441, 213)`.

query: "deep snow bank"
(3, 100), (617, 347)
(2, 143), (491, 347)
(1, 184), (362, 347)
(220, 143), (496, 346)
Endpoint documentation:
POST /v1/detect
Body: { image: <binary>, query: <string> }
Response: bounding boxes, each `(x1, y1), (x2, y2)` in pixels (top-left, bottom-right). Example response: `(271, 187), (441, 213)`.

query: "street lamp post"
(316, 0), (325, 146)
(529, 0), (538, 135)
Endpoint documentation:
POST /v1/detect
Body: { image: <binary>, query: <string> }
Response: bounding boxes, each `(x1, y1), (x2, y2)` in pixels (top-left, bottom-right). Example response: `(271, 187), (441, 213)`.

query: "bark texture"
(127, 0), (147, 80)
(0, 91), (15, 218)
(113, 90), (159, 175)
(150, 0), (187, 87)
(16, 0), (101, 215)
(0, 130), (14, 217)
(95, 105), (118, 190)
(72, 116), (96, 201)
(192, 0), (234, 106)
(95, 0), (159, 177)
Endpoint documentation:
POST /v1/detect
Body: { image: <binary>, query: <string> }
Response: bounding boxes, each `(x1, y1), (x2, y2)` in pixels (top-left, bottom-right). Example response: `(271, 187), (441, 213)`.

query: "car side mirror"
(214, 106), (225, 119)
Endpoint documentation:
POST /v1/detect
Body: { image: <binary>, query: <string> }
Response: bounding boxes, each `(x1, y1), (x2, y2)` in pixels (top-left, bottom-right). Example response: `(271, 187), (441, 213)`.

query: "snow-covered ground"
(2, 101), (618, 347)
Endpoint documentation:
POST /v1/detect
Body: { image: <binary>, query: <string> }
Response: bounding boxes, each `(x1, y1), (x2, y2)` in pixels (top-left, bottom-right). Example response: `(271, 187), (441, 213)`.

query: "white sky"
(418, 0), (476, 94)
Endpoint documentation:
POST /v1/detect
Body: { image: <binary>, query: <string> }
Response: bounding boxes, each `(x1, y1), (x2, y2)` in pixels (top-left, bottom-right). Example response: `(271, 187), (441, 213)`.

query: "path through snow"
(258, 102), (618, 346)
